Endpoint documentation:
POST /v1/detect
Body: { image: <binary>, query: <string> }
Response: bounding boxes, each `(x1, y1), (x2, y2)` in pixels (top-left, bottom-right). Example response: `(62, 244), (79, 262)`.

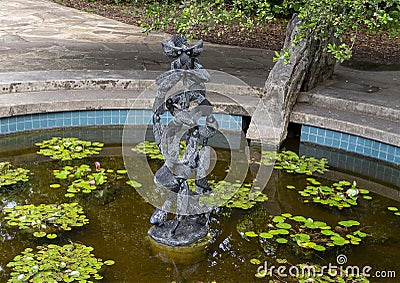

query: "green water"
(0, 128), (399, 282)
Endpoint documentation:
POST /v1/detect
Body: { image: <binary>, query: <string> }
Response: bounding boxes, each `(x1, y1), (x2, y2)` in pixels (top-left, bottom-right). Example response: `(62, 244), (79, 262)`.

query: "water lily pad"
(275, 229), (289, 235)
(333, 238), (347, 246)
(272, 216), (286, 223)
(293, 233), (311, 241)
(306, 178), (321, 185)
(281, 213), (292, 218)
(49, 183), (61, 189)
(36, 137), (104, 160)
(338, 220), (360, 227)
(353, 230), (367, 238)
(200, 180), (268, 210)
(33, 231), (46, 238)
(313, 245), (326, 251)
(255, 269), (267, 278)
(291, 216), (307, 222)
(127, 180), (142, 188)
(249, 214), (367, 252)
(275, 222), (291, 229)
(55, 163), (129, 197)
(5, 203), (89, 237)
(250, 258), (261, 265)
(103, 260), (115, 266)
(274, 151), (328, 175)
(0, 162), (30, 189)
(276, 258), (287, 264)
(7, 243), (112, 282)
(295, 180), (370, 210)
(259, 232), (274, 239)
(321, 229), (336, 236)
(276, 238), (288, 244)
(245, 231), (258, 237)
(388, 206), (399, 212)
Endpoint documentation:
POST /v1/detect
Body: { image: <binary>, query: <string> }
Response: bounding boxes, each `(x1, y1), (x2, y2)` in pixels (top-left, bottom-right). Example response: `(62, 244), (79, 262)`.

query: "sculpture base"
(148, 232), (212, 265)
(148, 217), (209, 246)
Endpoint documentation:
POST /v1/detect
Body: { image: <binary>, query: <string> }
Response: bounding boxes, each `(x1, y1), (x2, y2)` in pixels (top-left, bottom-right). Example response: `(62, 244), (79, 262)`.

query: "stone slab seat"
(297, 86), (400, 121)
(0, 70), (262, 120)
(0, 89), (260, 119)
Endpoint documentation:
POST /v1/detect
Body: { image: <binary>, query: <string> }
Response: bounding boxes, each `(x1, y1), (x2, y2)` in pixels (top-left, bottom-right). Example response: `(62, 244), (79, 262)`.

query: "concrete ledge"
(297, 87), (400, 121)
(0, 89), (259, 119)
(0, 70), (156, 94)
(0, 69), (263, 124)
(0, 70), (262, 97)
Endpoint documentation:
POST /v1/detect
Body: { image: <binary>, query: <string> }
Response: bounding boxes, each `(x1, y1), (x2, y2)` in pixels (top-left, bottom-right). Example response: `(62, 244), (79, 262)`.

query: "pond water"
(0, 126), (399, 282)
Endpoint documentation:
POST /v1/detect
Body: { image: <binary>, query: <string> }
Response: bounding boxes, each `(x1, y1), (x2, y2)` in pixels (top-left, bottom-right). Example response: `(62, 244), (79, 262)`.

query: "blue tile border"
(299, 143), (400, 188)
(301, 125), (400, 166)
(0, 110), (242, 136)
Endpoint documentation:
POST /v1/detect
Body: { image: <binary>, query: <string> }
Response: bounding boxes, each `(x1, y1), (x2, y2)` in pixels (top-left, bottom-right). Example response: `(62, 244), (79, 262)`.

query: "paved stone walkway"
(0, 0), (275, 87)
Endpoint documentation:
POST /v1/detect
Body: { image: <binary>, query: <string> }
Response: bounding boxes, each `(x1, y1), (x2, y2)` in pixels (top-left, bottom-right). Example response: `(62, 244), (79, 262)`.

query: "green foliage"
(242, 213), (366, 251)
(288, 179), (372, 209)
(384, 4), (400, 36)
(131, 141), (164, 160)
(131, 141), (186, 160)
(387, 206), (400, 216)
(284, 0), (399, 62)
(258, 150), (276, 166)
(53, 164), (127, 197)
(0, 162), (30, 189)
(273, 48), (291, 64)
(136, 0), (399, 63)
(200, 180), (268, 209)
(6, 243), (114, 282)
(4, 203), (89, 239)
(274, 150), (328, 175)
(140, 0), (276, 37)
(36, 137), (104, 161)
(126, 179), (143, 188)
(54, 164), (106, 197)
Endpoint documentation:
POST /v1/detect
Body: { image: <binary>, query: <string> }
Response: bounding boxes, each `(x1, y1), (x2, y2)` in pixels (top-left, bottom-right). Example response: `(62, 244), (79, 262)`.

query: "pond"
(0, 126), (399, 282)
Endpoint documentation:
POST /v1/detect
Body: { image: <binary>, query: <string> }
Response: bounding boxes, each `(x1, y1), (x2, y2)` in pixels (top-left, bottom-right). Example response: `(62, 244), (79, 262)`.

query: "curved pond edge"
(0, 69), (398, 167)
(0, 109), (242, 134)
(301, 125), (400, 166)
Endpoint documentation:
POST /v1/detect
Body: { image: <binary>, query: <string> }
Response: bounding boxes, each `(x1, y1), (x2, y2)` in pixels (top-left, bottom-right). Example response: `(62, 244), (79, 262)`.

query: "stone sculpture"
(148, 35), (218, 246)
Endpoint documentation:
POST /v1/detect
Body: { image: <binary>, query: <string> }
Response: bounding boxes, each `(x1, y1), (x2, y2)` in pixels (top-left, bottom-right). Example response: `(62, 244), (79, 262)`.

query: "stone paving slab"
(0, 0), (274, 87)
(0, 0), (163, 44)
(0, 40), (273, 87)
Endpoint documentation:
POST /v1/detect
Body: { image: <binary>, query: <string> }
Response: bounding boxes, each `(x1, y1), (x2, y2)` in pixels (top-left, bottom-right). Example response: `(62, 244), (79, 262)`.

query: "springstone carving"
(148, 35), (218, 246)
